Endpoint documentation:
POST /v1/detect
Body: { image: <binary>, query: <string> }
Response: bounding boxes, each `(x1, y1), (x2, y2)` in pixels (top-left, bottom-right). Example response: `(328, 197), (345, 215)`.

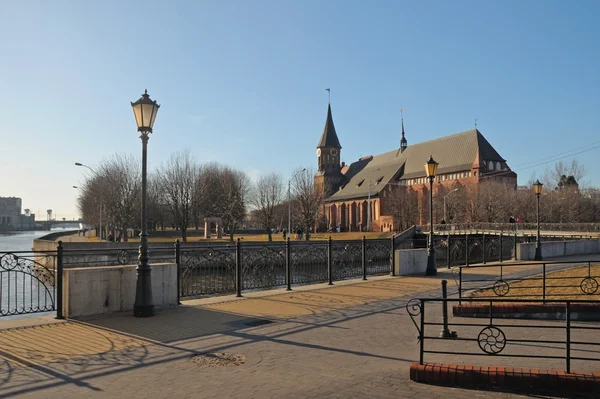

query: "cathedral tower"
(315, 103), (344, 198)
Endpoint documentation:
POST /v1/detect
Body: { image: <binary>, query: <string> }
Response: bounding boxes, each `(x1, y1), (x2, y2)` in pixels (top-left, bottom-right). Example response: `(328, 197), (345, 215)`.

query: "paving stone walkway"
(0, 257), (599, 398)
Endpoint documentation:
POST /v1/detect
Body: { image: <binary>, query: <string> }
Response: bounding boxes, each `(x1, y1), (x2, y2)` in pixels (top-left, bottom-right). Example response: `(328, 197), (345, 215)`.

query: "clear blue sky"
(1, 0), (599, 219)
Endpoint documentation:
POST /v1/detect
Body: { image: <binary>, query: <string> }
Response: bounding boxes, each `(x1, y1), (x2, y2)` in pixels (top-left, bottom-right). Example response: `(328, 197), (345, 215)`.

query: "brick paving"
(0, 259), (598, 398)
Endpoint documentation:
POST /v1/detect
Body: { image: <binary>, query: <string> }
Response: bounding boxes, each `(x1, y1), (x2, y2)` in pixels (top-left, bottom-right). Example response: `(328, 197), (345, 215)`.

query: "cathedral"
(314, 103), (518, 232)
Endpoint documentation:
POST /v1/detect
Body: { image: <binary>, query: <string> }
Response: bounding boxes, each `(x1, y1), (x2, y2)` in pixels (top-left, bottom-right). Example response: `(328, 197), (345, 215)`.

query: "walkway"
(0, 257), (598, 398)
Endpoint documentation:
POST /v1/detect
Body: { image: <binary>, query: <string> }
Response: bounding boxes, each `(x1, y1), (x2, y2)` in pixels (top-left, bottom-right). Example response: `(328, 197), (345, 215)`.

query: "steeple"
(317, 103), (342, 149)
(400, 108), (407, 153)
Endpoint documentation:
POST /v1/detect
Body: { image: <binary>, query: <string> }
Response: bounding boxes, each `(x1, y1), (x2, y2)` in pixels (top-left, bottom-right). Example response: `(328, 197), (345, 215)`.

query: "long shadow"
(0, 282), (444, 398)
(1, 261), (590, 398)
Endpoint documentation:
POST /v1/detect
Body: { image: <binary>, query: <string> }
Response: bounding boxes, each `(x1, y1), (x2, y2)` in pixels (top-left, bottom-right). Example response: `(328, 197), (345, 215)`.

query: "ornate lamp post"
(424, 156), (438, 276)
(533, 180), (543, 261)
(131, 90), (160, 317)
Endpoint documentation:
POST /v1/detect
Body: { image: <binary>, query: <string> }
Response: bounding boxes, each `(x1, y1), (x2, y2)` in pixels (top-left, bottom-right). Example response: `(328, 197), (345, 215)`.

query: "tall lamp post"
(131, 89), (160, 318)
(288, 168), (306, 236)
(533, 180), (543, 261)
(75, 162), (103, 241)
(424, 156), (439, 276)
(443, 188), (458, 223)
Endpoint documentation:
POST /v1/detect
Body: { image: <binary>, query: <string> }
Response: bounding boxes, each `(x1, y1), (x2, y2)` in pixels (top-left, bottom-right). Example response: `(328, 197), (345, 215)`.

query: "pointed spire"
(317, 103), (342, 148)
(400, 108), (407, 153)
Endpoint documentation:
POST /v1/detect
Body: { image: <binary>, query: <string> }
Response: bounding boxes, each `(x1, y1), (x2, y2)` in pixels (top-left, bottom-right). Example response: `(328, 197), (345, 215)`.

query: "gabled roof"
(327, 129), (509, 202)
(317, 104), (342, 148)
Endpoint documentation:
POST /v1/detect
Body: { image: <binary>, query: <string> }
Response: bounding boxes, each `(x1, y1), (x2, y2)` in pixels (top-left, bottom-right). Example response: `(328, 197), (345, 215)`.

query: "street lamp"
(288, 168), (306, 237)
(533, 180), (543, 261)
(131, 89), (160, 318)
(443, 188), (459, 223)
(75, 162), (103, 241)
(424, 155), (439, 276)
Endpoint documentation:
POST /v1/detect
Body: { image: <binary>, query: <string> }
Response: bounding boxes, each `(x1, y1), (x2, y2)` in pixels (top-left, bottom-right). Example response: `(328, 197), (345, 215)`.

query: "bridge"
(417, 222), (600, 239)
(36, 220), (83, 230)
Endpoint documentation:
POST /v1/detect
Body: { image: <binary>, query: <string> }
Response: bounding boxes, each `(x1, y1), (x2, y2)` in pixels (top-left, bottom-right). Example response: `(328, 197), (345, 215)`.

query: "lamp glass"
(533, 180), (543, 195)
(424, 156), (439, 178)
(131, 90), (160, 132)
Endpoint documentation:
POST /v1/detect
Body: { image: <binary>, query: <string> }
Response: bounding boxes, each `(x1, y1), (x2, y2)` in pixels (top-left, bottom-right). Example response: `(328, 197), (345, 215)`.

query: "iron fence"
(0, 248), (61, 318)
(418, 222), (600, 234)
(453, 260), (600, 302)
(178, 237), (393, 299)
(407, 298), (600, 373)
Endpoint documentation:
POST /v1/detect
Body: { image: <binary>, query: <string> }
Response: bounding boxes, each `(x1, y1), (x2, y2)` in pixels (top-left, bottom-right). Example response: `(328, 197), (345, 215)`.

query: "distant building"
(0, 197), (35, 231)
(314, 104), (517, 232)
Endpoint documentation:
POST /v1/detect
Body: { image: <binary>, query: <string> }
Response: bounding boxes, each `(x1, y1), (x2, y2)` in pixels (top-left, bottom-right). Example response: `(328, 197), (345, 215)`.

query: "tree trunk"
(267, 229), (272, 242)
(182, 227), (188, 242)
(229, 232), (234, 242)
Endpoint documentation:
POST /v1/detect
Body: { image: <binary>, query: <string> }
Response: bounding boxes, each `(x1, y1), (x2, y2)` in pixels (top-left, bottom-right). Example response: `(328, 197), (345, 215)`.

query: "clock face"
(330, 148), (338, 156)
(316, 148), (321, 157)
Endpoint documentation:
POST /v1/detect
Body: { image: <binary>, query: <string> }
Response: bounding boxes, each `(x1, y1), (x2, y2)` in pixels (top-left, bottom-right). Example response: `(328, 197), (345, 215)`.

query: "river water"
(0, 230), (54, 252)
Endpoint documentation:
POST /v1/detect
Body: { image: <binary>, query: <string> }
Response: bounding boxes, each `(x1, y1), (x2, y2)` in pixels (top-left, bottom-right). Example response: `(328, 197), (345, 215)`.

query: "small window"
(489, 161), (494, 170)
(356, 179), (365, 187)
(496, 162), (502, 171)
(376, 176), (384, 184)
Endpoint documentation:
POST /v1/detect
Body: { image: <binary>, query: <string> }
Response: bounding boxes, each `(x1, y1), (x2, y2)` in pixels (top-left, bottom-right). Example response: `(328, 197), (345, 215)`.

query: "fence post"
(440, 280), (455, 338)
(362, 236), (367, 280)
(465, 233), (469, 267)
(56, 241), (64, 319)
(446, 232), (451, 269)
(235, 238), (242, 297)
(327, 236), (333, 285)
(482, 233), (486, 264)
(175, 239), (181, 304)
(514, 230), (518, 260)
(542, 263), (546, 304)
(286, 237), (292, 291)
(390, 236), (396, 276)
(419, 299), (425, 365)
(566, 301), (571, 374)
(458, 268), (463, 305)
(499, 232), (503, 262)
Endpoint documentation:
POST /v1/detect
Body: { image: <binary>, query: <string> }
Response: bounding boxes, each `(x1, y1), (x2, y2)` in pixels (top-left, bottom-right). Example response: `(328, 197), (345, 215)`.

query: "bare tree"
(291, 167), (323, 239)
(250, 173), (284, 241)
(198, 163), (250, 241)
(160, 150), (200, 242)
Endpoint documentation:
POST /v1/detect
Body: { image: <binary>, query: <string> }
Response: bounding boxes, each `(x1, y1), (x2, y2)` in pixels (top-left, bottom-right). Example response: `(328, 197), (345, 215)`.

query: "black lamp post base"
(534, 247), (542, 261)
(134, 304), (155, 317)
(426, 252), (437, 276)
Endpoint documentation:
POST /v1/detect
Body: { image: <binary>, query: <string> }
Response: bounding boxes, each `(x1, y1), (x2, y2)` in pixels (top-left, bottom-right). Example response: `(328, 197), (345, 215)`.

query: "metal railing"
(453, 261), (600, 302)
(407, 298), (600, 373)
(418, 222), (600, 234)
(178, 237), (394, 299)
(0, 248), (62, 318)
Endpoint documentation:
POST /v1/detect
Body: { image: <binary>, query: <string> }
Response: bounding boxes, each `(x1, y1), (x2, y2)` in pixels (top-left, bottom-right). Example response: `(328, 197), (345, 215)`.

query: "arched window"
(489, 161), (494, 170)
(496, 162), (502, 171)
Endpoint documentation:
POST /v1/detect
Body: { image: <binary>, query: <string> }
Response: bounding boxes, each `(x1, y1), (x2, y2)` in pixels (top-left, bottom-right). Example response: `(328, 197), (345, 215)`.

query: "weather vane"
(326, 88), (331, 103)
(475, 118), (478, 129)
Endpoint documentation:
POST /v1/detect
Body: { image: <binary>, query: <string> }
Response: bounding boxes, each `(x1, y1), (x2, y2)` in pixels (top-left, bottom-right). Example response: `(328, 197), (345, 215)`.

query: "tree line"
(76, 153), (323, 242)
(389, 160), (600, 229)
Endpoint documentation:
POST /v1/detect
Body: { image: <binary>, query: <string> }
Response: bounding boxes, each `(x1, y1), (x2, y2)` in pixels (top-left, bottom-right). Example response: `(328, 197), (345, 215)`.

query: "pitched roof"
(327, 129), (508, 202)
(317, 104), (342, 148)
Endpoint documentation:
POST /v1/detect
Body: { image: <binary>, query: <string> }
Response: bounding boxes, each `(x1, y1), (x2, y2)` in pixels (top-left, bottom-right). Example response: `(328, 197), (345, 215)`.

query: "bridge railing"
(417, 222), (600, 234)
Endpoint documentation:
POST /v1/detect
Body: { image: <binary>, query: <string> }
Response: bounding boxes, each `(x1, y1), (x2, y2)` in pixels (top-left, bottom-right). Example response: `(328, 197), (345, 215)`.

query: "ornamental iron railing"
(0, 247), (62, 318)
(178, 238), (393, 299)
(407, 298), (600, 373)
(453, 261), (600, 302)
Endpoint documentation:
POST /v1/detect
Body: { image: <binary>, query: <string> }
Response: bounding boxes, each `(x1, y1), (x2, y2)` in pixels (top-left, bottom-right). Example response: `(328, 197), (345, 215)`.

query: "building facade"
(0, 197), (35, 231)
(314, 104), (517, 232)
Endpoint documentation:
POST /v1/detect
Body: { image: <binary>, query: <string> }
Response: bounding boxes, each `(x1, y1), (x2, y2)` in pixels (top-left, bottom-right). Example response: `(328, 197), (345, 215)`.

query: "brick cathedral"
(314, 103), (518, 232)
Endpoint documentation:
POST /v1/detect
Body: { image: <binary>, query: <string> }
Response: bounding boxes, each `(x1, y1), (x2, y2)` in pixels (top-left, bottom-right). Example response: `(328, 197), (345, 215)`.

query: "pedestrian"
(508, 215), (515, 224)
(107, 233), (114, 242)
(282, 228), (287, 240)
